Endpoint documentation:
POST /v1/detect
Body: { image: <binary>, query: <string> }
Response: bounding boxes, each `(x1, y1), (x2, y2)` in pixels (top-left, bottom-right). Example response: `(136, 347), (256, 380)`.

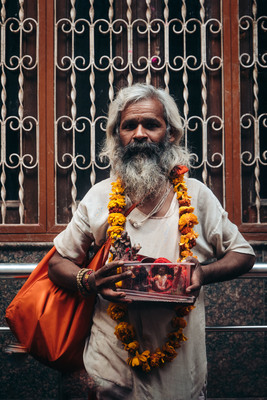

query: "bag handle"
(124, 202), (137, 217)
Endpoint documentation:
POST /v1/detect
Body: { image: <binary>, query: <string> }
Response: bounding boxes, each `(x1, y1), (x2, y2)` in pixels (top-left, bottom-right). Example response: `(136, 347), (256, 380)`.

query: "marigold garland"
(106, 165), (198, 372)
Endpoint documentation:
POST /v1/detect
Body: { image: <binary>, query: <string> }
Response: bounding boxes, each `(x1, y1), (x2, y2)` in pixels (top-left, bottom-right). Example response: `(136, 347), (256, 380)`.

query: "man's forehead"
(120, 98), (165, 120)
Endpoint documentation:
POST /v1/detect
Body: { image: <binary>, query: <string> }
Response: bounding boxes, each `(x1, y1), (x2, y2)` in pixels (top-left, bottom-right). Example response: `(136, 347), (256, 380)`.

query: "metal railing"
(1, 263), (267, 341)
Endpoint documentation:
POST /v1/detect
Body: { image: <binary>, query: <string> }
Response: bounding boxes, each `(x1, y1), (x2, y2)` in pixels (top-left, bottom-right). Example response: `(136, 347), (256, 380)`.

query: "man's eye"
(123, 123), (136, 130)
(145, 123), (158, 129)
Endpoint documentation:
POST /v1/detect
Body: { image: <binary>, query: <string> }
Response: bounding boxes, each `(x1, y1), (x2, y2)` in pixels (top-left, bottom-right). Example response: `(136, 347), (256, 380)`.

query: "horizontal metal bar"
(1, 325), (266, 339)
(0, 263), (266, 278)
(0, 264), (36, 278)
(0, 327), (11, 333)
(241, 264), (267, 278)
(205, 325), (267, 332)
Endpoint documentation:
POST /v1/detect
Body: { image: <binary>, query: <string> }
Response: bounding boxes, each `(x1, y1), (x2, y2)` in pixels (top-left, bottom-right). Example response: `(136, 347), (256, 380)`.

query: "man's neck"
(136, 183), (174, 218)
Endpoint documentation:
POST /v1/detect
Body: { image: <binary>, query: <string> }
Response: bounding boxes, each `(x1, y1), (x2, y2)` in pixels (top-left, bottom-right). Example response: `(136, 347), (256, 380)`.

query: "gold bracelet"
(76, 268), (89, 297)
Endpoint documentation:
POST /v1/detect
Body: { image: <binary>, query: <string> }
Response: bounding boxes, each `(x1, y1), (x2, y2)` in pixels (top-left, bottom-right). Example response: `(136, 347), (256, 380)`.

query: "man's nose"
(133, 124), (148, 141)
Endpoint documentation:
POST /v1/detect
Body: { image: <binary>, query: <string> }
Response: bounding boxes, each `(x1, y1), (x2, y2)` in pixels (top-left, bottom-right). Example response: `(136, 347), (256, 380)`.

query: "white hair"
(100, 83), (191, 169)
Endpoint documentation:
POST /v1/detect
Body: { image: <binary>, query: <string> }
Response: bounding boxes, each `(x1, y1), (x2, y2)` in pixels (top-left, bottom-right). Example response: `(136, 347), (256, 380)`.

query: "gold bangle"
(76, 268), (88, 297)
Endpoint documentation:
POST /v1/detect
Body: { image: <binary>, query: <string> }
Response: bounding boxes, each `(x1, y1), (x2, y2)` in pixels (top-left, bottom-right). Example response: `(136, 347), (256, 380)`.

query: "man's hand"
(48, 251), (132, 302)
(94, 260), (132, 302)
(184, 252), (255, 298)
(184, 257), (204, 298)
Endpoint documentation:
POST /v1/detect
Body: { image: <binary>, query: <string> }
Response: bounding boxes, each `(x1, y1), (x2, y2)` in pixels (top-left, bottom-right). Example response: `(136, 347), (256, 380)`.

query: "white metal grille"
(1, 1), (265, 229)
(0, 1), (39, 225)
(54, 0), (224, 224)
(239, 0), (267, 224)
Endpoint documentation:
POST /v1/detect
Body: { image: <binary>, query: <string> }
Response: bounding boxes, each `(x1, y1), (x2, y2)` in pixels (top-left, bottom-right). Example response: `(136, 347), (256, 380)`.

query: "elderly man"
(48, 84), (255, 400)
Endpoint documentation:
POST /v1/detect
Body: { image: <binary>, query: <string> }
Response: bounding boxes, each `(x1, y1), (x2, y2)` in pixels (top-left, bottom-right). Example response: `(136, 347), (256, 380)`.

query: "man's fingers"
(97, 270), (132, 288)
(100, 287), (132, 303)
(97, 260), (125, 276)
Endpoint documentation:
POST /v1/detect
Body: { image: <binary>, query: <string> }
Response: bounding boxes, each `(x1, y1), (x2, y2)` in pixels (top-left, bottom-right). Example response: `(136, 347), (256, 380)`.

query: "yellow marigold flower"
(180, 235), (190, 245)
(108, 197), (126, 209)
(114, 322), (135, 343)
(171, 175), (184, 185)
(124, 340), (140, 355)
(180, 249), (193, 259)
(175, 191), (183, 200)
(111, 179), (124, 194)
(174, 182), (187, 192)
(179, 206), (195, 216)
(127, 350), (150, 368)
(107, 303), (127, 321)
(107, 225), (124, 239)
(179, 213), (198, 230)
(180, 231), (198, 251)
(183, 230), (199, 241)
(107, 213), (126, 226)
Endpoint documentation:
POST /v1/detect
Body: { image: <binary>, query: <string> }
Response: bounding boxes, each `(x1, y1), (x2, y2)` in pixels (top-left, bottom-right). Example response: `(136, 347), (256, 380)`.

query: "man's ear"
(168, 128), (176, 143)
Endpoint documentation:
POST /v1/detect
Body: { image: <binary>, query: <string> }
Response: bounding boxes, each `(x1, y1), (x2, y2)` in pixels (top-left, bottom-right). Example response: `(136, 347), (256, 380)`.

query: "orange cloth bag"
(5, 239), (112, 372)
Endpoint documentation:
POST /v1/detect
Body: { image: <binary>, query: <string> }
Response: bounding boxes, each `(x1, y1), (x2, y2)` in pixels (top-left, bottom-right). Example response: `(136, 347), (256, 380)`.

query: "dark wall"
(0, 244), (266, 399)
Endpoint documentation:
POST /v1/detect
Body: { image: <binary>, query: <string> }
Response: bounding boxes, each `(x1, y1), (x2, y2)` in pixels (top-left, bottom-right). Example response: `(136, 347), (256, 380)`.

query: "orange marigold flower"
(114, 322), (135, 343)
(178, 198), (191, 207)
(180, 226), (192, 235)
(179, 213), (198, 230)
(179, 206), (195, 216)
(107, 213), (126, 226)
(150, 349), (166, 368)
(168, 329), (187, 348)
(108, 206), (124, 214)
(142, 362), (151, 373)
(180, 243), (190, 253)
(161, 343), (177, 362)
(171, 317), (187, 329)
(170, 165), (189, 178)
(170, 175), (184, 186)
(175, 305), (195, 317)
(107, 303), (127, 321)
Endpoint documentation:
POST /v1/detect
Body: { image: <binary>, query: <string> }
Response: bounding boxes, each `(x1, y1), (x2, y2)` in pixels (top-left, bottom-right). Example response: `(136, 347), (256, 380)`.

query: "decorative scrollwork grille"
(0, 1), (38, 225)
(55, 0), (224, 224)
(239, 0), (267, 224)
(0, 0), (266, 232)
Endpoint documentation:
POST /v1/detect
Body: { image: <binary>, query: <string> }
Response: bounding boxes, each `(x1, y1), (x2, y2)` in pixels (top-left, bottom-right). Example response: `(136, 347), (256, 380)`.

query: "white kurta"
(54, 177), (254, 400)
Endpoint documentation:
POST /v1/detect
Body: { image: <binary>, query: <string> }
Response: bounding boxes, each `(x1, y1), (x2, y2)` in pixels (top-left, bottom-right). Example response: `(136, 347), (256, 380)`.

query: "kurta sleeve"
(189, 179), (255, 261)
(53, 178), (112, 265)
(54, 202), (95, 265)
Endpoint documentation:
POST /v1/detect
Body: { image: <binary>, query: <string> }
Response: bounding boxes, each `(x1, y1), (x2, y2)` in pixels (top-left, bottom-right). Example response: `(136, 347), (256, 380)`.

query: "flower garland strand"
(106, 166), (198, 373)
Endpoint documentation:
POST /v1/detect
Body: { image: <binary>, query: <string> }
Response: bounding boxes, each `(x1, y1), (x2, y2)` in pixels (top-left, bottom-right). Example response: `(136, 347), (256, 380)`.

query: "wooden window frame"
(0, 0), (266, 243)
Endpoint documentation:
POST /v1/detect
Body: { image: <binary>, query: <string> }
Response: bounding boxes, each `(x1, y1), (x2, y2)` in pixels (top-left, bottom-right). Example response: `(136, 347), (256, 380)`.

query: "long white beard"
(112, 141), (174, 203)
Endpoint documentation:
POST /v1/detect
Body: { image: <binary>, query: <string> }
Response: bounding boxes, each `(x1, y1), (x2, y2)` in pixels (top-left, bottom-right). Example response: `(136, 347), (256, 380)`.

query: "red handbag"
(5, 239), (112, 372)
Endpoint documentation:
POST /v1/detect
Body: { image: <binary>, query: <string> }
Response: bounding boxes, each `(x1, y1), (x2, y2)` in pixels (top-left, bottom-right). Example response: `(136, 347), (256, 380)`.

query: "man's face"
(119, 98), (174, 147)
